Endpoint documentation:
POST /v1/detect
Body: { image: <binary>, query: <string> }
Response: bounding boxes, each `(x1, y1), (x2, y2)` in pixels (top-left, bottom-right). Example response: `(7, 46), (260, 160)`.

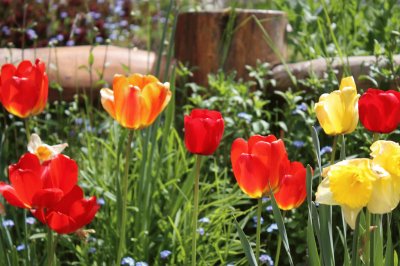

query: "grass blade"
(233, 218), (257, 266)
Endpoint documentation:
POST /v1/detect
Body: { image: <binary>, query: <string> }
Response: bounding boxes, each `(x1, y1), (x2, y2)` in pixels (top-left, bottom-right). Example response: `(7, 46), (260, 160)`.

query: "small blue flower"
(136, 262), (148, 266)
(292, 140), (305, 148)
(237, 112), (252, 123)
(227, 263), (235, 266)
(198, 217), (210, 223)
(121, 257), (135, 266)
(262, 197), (270, 203)
(197, 227), (205, 236)
(265, 205), (273, 212)
(26, 217), (36, 225)
(88, 247), (96, 253)
(74, 28), (83, 35)
(97, 198), (105, 206)
(1, 26), (11, 36)
(160, 250), (171, 259)
(320, 146), (333, 156)
(2, 219), (14, 228)
(266, 223), (278, 233)
(296, 103), (308, 112)
(89, 11), (101, 20)
(26, 29), (38, 40)
(252, 216), (264, 226)
(259, 254), (274, 265)
(95, 36), (104, 44)
(16, 244), (26, 251)
(119, 20), (129, 27)
(66, 40), (75, 46)
(60, 11), (68, 19)
(56, 34), (64, 42)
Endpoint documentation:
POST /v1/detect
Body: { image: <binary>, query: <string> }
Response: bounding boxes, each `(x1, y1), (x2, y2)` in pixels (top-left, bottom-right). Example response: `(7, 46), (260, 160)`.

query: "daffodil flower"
(315, 158), (391, 229)
(27, 134), (68, 162)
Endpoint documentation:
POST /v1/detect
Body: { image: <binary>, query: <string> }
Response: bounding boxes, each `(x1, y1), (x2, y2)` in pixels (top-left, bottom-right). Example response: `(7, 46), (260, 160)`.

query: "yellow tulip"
(314, 76), (359, 135)
(100, 74), (171, 129)
(315, 158), (391, 229)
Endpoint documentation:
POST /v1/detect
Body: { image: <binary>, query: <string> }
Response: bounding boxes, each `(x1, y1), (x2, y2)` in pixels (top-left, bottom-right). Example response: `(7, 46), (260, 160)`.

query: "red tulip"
(0, 153), (78, 209)
(231, 135), (290, 198)
(274, 161), (307, 210)
(358, 88), (400, 133)
(32, 185), (99, 234)
(0, 59), (48, 118)
(184, 109), (224, 155)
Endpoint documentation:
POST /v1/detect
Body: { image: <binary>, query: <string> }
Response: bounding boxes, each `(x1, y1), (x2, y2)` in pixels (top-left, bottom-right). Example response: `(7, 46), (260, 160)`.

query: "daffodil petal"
(315, 177), (337, 205)
(367, 175), (400, 214)
(342, 205), (361, 230)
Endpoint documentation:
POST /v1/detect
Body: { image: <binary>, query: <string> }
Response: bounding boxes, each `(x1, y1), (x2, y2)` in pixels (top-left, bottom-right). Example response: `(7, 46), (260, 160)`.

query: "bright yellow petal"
(340, 86), (359, 134)
(371, 140), (400, 178)
(315, 91), (344, 135)
(325, 159), (376, 209)
(339, 76), (356, 91)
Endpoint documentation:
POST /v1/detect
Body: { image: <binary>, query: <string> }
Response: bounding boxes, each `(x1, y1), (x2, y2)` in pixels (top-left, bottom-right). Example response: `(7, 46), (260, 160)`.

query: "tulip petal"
(32, 188), (64, 208)
(9, 169), (42, 207)
(0, 182), (26, 208)
(44, 154), (78, 195)
(234, 154), (269, 198)
(127, 73), (159, 88)
(100, 88), (116, 119)
(141, 82), (171, 126)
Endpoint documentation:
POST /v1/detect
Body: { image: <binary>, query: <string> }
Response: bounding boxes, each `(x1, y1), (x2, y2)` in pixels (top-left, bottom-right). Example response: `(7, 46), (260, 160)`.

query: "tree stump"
(175, 9), (288, 86)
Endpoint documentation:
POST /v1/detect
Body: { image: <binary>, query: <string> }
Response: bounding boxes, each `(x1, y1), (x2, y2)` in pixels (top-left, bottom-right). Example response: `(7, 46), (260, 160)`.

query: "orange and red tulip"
(0, 59), (48, 118)
(274, 161), (307, 210)
(100, 73), (171, 129)
(231, 135), (290, 198)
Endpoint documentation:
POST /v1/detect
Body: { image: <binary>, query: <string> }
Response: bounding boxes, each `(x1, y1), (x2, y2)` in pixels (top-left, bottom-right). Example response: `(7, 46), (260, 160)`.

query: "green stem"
(46, 228), (56, 266)
(365, 209), (371, 265)
(191, 155), (201, 266)
(116, 130), (134, 265)
(275, 231), (282, 266)
(24, 118), (31, 141)
(256, 198), (262, 264)
(330, 135), (338, 165)
(372, 133), (380, 143)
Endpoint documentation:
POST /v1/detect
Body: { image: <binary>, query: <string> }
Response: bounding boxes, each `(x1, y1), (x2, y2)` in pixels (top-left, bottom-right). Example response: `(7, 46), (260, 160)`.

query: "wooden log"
(271, 55), (400, 91)
(0, 45), (158, 101)
(175, 9), (288, 86)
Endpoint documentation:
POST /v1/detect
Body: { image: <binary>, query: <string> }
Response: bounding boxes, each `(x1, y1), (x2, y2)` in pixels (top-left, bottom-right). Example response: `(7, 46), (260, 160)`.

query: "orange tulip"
(0, 59), (48, 118)
(274, 161), (307, 210)
(100, 73), (171, 129)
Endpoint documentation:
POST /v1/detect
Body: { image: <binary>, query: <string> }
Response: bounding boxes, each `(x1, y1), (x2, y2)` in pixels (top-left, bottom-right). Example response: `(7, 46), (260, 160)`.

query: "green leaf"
(306, 165), (320, 266)
(88, 51), (94, 66)
(311, 126), (322, 173)
(270, 193), (294, 266)
(337, 226), (350, 266)
(351, 213), (361, 266)
(233, 218), (257, 266)
(384, 214), (393, 266)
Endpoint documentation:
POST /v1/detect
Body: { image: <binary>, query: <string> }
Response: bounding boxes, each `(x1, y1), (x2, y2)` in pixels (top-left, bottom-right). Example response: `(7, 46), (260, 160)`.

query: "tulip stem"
(330, 135), (338, 165)
(116, 130), (134, 265)
(275, 233), (282, 266)
(372, 133), (379, 143)
(46, 228), (56, 266)
(256, 198), (262, 264)
(365, 209), (371, 265)
(24, 118), (31, 141)
(191, 154), (202, 266)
